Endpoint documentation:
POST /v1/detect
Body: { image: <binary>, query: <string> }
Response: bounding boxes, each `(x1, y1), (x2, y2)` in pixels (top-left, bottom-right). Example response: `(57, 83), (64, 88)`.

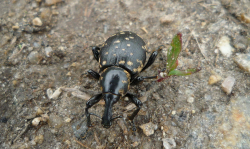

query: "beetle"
(85, 31), (163, 129)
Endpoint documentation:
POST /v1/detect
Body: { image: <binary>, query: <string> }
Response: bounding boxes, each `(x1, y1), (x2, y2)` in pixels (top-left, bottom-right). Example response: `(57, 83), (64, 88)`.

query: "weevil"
(86, 31), (163, 129)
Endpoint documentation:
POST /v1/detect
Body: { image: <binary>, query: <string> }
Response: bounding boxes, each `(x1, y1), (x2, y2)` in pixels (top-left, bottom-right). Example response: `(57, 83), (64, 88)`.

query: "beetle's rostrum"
(85, 31), (163, 129)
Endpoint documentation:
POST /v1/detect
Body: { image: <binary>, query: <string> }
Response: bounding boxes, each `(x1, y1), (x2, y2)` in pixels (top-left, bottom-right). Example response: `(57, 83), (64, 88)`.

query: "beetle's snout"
(101, 117), (112, 128)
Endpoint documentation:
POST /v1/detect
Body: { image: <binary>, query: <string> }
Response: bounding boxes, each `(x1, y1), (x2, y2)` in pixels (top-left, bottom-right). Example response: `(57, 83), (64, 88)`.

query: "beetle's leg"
(92, 46), (100, 62)
(126, 93), (143, 131)
(85, 93), (103, 127)
(131, 76), (157, 85)
(87, 69), (100, 80)
(141, 45), (164, 72)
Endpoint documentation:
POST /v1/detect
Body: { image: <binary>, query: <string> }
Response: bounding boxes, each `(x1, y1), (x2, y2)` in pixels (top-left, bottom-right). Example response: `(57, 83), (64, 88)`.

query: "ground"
(0, 0), (250, 148)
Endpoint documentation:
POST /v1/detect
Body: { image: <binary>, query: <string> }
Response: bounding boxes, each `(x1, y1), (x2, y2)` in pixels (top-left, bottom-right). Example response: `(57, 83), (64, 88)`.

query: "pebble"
(171, 111), (176, 115)
(160, 15), (175, 24)
(49, 88), (62, 99)
(162, 138), (176, 149)
(221, 76), (235, 95)
(217, 36), (233, 57)
(33, 42), (40, 48)
(64, 117), (72, 123)
(208, 75), (222, 85)
(28, 51), (40, 64)
(45, 47), (53, 57)
(34, 135), (44, 144)
(32, 17), (43, 26)
(48, 114), (63, 128)
(139, 122), (158, 136)
(187, 97), (194, 103)
(45, 0), (63, 6)
(234, 36), (248, 50)
(72, 119), (88, 139)
(233, 53), (250, 74)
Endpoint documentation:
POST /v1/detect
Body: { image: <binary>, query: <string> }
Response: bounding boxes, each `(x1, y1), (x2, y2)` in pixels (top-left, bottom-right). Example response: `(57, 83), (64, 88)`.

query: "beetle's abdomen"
(99, 31), (146, 75)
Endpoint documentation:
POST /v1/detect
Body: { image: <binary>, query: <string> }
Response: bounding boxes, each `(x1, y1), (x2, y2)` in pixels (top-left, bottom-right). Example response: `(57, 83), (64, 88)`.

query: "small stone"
(41, 8), (51, 20)
(33, 42), (40, 48)
(191, 110), (196, 114)
(65, 117), (72, 123)
(46, 88), (53, 99)
(66, 72), (71, 76)
(45, 47), (53, 57)
(32, 117), (42, 126)
(48, 114), (63, 128)
(187, 97), (194, 103)
(28, 51), (40, 64)
(217, 36), (233, 57)
(34, 135), (44, 144)
(32, 17), (43, 26)
(208, 75), (222, 85)
(36, 107), (44, 115)
(221, 76), (235, 95)
(124, 97), (129, 101)
(139, 122), (158, 136)
(12, 80), (18, 87)
(162, 138), (176, 149)
(171, 111), (176, 115)
(12, 25), (19, 30)
(160, 15), (175, 24)
(49, 88), (62, 99)
(233, 53), (250, 73)
(132, 141), (139, 147)
(45, 0), (63, 6)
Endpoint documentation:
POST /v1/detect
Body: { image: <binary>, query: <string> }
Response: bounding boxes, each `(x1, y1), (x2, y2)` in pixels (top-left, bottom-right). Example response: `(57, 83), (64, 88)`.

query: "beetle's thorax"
(100, 66), (130, 96)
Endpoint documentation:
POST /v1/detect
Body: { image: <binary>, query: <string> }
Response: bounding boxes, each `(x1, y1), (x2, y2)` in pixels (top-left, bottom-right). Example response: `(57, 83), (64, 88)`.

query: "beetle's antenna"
(111, 115), (123, 121)
(89, 113), (102, 119)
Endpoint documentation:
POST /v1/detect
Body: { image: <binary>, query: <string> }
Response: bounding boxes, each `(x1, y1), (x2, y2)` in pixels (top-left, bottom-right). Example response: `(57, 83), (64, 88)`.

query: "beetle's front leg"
(85, 93), (102, 127)
(126, 93), (143, 131)
(87, 69), (100, 80)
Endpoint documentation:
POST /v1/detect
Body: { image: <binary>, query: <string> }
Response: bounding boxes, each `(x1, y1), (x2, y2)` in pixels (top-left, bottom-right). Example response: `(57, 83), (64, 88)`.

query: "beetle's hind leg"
(126, 93), (143, 132)
(91, 46), (100, 62)
(85, 93), (102, 127)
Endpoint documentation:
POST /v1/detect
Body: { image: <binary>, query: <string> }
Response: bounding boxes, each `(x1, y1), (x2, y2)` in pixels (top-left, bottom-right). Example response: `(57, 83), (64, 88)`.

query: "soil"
(0, 0), (250, 148)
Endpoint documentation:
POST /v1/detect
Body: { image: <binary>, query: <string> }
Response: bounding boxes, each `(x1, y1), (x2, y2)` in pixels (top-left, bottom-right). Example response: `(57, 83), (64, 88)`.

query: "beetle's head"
(101, 94), (122, 128)
(99, 66), (130, 128)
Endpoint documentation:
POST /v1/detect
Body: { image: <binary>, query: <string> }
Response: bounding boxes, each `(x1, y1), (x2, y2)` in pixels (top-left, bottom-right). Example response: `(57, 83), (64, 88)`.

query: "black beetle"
(86, 31), (163, 129)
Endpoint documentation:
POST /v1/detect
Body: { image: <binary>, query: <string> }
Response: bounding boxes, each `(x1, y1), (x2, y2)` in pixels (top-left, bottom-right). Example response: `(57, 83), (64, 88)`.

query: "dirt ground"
(1, 0), (250, 148)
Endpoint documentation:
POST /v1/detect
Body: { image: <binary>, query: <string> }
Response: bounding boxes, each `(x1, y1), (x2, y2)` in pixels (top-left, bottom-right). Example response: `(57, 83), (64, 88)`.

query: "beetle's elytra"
(85, 31), (163, 129)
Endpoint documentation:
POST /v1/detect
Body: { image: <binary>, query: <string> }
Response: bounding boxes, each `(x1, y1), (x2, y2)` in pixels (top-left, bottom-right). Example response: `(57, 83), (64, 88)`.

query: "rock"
(233, 53), (250, 74)
(221, 76), (235, 95)
(162, 138), (176, 149)
(160, 15), (175, 24)
(72, 119), (88, 139)
(48, 114), (63, 128)
(217, 36), (233, 57)
(32, 17), (43, 26)
(208, 75), (222, 85)
(34, 135), (44, 144)
(46, 88), (53, 99)
(139, 122), (158, 136)
(49, 88), (62, 99)
(187, 97), (194, 103)
(45, 47), (53, 57)
(45, 0), (63, 6)
(233, 36), (248, 50)
(28, 51), (40, 64)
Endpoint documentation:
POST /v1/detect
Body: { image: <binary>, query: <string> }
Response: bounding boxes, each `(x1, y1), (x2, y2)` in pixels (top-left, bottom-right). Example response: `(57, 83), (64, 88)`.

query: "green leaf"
(168, 68), (201, 76)
(166, 33), (182, 72)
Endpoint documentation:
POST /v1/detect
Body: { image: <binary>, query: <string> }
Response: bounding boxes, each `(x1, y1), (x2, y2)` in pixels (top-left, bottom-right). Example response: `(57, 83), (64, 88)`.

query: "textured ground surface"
(0, 0), (250, 148)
